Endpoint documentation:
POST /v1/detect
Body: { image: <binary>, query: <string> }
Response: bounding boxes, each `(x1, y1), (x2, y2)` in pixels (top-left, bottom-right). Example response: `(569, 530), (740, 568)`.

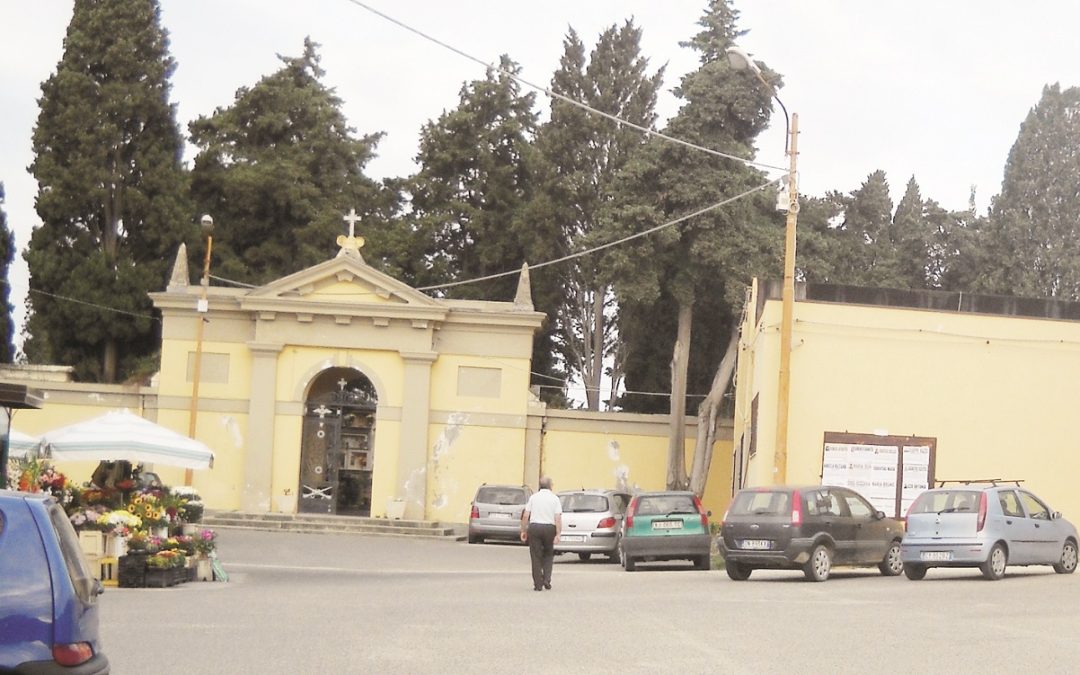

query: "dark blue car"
(0, 489), (110, 673)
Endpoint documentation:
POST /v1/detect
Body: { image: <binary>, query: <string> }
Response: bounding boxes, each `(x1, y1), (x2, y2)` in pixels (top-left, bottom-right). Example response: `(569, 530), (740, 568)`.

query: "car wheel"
(803, 544), (832, 582)
(578, 553), (592, 562)
(694, 554), (711, 571)
(1053, 539), (1078, 574)
(878, 542), (904, 576)
(624, 552), (637, 572)
(725, 560), (752, 581)
(467, 533), (483, 545)
(980, 543), (1007, 580)
(903, 563), (927, 580)
(608, 546), (621, 564)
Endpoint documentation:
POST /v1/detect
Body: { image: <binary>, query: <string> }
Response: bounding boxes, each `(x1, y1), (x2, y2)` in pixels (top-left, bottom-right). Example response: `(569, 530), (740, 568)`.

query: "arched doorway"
(299, 368), (378, 516)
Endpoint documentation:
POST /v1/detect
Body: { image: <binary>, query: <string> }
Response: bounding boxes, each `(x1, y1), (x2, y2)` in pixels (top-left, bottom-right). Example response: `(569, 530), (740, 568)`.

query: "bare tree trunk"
(586, 289), (605, 410)
(689, 327), (740, 497)
(667, 303), (692, 490)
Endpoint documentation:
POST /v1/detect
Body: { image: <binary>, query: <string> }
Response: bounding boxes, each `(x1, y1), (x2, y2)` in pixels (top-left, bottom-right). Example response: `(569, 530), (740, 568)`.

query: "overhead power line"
(342, 0), (787, 173)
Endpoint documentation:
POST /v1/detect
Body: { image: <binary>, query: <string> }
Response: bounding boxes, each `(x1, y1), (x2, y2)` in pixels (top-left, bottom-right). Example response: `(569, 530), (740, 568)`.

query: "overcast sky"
(3, 0), (1080, 346)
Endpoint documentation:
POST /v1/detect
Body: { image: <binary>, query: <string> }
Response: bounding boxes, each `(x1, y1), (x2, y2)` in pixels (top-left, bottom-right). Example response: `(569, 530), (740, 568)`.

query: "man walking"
(520, 476), (562, 591)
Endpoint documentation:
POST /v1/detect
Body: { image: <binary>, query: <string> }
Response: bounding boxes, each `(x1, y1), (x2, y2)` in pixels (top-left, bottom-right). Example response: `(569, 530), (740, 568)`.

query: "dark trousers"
(528, 523), (556, 588)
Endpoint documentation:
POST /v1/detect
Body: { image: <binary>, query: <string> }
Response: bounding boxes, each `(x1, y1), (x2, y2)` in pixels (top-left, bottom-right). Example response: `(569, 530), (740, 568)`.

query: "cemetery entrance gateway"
(299, 368), (377, 516)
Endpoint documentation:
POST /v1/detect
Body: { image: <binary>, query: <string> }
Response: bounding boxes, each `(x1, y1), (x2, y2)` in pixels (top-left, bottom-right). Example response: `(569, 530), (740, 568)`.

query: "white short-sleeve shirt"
(525, 489), (562, 525)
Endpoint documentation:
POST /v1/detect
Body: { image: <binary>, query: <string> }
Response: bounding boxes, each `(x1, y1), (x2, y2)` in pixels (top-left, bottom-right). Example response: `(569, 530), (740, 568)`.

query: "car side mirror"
(875, 510), (886, 520)
(93, 579), (105, 597)
(1052, 511), (1062, 520)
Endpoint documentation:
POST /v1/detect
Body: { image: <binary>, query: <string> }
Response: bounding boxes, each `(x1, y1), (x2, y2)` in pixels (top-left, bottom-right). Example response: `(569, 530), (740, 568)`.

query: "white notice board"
(822, 442), (899, 516)
(821, 433), (937, 518)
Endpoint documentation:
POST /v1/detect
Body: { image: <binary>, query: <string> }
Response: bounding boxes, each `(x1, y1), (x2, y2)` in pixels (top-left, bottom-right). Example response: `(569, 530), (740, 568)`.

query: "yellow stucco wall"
(742, 289), (1080, 519)
(425, 420), (527, 522)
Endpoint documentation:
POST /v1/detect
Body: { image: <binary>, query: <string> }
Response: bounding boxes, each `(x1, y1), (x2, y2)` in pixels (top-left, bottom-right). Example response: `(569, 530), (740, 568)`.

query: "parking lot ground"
(100, 530), (1080, 674)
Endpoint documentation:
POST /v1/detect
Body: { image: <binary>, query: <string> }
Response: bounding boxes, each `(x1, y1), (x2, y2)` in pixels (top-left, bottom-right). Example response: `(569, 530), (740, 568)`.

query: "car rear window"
(475, 487), (526, 505)
(560, 494), (608, 513)
(908, 490), (980, 515)
(636, 495), (696, 515)
(730, 490), (790, 515)
(47, 503), (97, 604)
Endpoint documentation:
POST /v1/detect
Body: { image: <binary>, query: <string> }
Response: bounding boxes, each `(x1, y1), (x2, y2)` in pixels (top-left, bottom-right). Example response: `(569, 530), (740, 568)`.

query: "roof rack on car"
(935, 478), (1024, 487)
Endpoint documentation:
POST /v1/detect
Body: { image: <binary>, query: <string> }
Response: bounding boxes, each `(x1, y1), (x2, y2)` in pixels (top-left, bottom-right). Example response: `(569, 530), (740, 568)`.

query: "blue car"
(0, 489), (110, 673)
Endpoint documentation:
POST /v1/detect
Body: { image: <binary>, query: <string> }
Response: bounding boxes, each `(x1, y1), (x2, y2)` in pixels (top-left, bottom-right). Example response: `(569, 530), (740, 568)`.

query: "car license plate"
(561, 535), (586, 543)
(652, 520), (683, 530)
(490, 512), (512, 520)
(920, 551), (952, 561)
(740, 539), (771, 550)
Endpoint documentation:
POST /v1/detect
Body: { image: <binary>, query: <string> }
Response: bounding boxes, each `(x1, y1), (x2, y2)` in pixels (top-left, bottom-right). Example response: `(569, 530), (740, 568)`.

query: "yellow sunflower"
(127, 504), (137, 514)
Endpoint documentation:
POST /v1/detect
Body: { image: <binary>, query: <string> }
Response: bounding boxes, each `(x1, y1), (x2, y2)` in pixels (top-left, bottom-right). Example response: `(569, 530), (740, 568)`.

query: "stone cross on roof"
(336, 208), (366, 251)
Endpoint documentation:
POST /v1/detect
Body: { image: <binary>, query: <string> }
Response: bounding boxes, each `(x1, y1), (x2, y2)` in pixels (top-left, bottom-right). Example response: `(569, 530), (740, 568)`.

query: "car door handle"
(1005, 520), (1012, 525)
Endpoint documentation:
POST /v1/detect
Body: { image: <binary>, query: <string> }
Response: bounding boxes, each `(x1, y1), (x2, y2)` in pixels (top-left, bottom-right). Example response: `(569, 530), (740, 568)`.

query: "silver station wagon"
(901, 481), (1079, 580)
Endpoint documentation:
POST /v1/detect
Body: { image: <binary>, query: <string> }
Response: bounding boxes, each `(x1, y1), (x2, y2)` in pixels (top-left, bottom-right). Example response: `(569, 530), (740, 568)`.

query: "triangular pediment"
(245, 249), (443, 308)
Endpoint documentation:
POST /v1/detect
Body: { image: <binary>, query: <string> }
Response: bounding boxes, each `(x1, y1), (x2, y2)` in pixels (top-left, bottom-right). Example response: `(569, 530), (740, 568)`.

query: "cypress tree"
(27, 0), (191, 382)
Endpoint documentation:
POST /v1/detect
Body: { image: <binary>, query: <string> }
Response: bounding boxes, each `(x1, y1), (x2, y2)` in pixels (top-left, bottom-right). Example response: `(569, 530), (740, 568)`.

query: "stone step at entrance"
(201, 510), (465, 540)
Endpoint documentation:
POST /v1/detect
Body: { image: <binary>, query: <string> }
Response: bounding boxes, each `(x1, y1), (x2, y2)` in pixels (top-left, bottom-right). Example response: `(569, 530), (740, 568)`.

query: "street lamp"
(727, 46), (799, 485)
(185, 214), (215, 486)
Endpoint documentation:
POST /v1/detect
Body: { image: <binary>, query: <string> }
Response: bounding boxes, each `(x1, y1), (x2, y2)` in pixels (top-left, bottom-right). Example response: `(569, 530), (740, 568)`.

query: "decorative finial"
(514, 262), (533, 309)
(168, 243), (190, 290)
(337, 208), (366, 251)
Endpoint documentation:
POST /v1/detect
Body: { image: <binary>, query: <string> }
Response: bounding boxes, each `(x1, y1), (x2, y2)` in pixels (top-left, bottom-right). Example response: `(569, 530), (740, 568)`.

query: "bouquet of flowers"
(96, 509), (142, 536)
(193, 528), (217, 556)
(126, 530), (151, 552)
(146, 549), (186, 569)
(69, 505), (110, 531)
(173, 534), (197, 555)
(127, 493), (167, 529)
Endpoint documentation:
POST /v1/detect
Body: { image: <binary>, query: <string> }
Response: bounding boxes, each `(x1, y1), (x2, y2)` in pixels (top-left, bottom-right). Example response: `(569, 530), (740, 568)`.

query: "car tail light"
(596, 516), (617, 529)
(693, 496), (709, 529)
(791, 489), (803, 526)
(469, 504), (479, 520)
(977, 492), (988, 532)
(626, 497), (639, 529)
(53, 643), (93, 667)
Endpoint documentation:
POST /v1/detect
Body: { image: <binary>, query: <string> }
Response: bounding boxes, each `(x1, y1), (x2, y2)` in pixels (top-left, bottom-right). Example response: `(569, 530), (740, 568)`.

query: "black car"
(720, 486), (905, 582)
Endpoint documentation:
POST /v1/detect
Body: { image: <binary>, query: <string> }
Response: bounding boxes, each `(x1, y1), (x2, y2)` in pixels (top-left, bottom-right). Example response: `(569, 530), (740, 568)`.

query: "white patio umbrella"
(6, 429), (41, 458)
(41, 410), (214, 470)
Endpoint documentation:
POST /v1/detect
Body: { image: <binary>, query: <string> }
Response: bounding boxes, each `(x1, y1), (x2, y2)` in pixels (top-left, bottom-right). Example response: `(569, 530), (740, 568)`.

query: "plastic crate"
(85, 553), (101, 580)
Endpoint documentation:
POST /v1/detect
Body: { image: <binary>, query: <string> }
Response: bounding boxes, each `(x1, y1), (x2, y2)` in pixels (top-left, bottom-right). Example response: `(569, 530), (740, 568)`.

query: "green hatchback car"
(619, 491), (712, 571)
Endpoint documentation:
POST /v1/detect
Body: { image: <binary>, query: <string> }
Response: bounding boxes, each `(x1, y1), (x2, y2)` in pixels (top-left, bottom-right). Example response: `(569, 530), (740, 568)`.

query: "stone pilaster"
(242, 342), (283, 512)
(399, 351), (436, 519)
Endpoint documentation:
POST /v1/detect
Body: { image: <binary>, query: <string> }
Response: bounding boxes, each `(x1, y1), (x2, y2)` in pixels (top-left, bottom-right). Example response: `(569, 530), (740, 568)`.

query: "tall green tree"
(982, 84), (1080, 299)
(0, 185), (15, 363)
(189, 39), (398, 285)
(600, 0), (779, 492)
(877, 177), (932, 289)
(406, 56), (567, 389)
(828, 170), (894, 286)
(534, 22), (664, 410)
(27, 0), (191, 382)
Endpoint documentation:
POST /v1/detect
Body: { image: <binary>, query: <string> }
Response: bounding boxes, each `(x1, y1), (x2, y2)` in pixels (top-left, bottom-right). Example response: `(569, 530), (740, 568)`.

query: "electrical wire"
(341, 0), (787, 174)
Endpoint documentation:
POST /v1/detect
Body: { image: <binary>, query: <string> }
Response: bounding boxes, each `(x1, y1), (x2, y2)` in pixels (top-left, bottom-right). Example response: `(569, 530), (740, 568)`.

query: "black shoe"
(543, 583), (551, 590)
(534, 586), (542, 591)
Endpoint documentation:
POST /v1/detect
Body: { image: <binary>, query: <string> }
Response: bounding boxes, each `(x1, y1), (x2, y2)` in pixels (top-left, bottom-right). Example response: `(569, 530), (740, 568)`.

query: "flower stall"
(4, 454), (222, 588)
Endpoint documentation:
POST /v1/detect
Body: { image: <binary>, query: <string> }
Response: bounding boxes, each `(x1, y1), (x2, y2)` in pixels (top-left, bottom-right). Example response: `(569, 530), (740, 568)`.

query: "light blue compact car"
(901, 482), (1078, 580)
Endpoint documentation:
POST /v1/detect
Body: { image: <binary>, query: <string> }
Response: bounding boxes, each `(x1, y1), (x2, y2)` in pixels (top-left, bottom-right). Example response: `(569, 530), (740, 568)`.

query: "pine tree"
(534, 22), (664, 410)
(189, 38), (397, 286)
(27, 0), (191, 382)
(984, 83), (1080, 299)
(0, 185), (15, 362)
(599, 0), (779, 490)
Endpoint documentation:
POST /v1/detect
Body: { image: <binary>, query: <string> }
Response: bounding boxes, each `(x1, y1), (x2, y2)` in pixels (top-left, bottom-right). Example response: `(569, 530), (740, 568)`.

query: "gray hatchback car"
(901, 482), (1079, 580)
(467, 484), (532, 544)
(554, 489), (630, 562)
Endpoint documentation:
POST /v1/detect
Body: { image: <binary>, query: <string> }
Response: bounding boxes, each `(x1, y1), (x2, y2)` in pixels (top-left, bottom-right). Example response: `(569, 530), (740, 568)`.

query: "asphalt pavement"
(98, 529), (1080, 674)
